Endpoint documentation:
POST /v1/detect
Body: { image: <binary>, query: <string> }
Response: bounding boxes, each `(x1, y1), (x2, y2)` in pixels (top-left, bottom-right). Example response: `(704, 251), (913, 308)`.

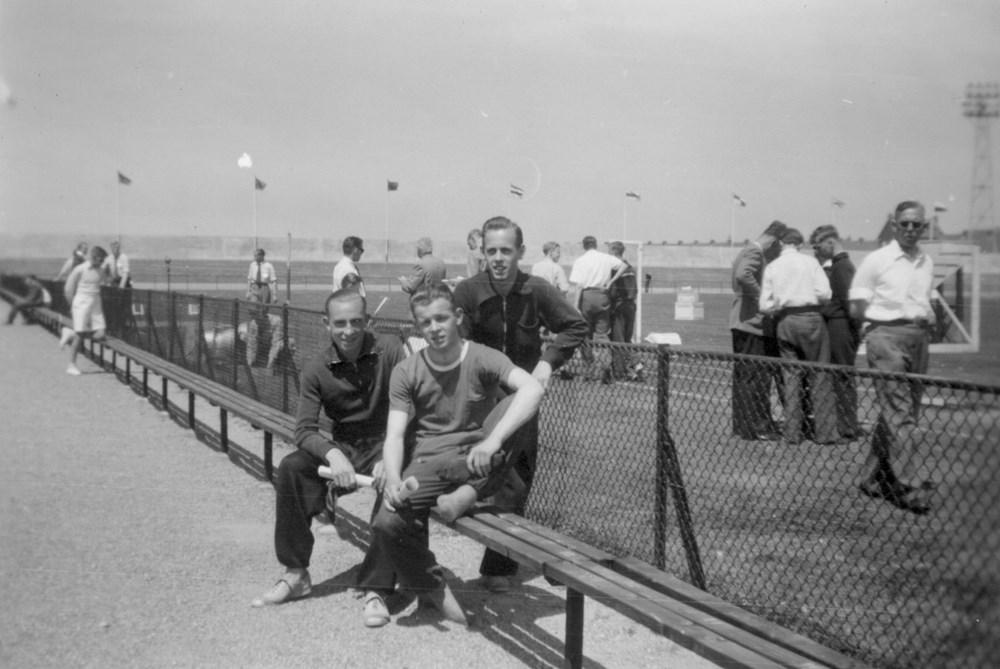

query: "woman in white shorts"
(61, 246), (109, 376)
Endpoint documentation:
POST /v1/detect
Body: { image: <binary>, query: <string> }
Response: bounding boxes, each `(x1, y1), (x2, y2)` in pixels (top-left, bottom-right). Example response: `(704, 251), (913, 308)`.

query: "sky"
(1, 0), (999, 250)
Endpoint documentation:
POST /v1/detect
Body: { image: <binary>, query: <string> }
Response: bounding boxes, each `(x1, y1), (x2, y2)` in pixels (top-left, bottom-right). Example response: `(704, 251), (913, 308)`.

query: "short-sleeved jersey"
(389, 341), (516, 457)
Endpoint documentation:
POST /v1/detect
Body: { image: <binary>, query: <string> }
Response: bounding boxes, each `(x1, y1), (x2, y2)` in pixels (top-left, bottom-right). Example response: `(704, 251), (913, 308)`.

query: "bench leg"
(565, 588), (584, 669)
(126, 357), (131, 386)
(220, 408), (228, 453)
(188, 391), (195, 429)
(142, 367), (148, 397)
(264, 431), (273, 482)
(162, 377), (169, 411)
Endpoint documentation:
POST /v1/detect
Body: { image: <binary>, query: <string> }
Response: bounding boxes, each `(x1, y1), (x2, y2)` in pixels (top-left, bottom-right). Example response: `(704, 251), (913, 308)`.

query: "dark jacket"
(821, 252), (856, 321)
(452, 270), (588, 372)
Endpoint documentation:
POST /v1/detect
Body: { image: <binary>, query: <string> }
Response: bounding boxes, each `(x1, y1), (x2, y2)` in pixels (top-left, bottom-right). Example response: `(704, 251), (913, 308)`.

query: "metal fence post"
(230, 299), (239, 389)
(196, 294), (205, 376)
(168, 291), (176, 362)
(281, 302), (290, 414)
(145, 290), (153, 352)
(656, 343), (706, 588)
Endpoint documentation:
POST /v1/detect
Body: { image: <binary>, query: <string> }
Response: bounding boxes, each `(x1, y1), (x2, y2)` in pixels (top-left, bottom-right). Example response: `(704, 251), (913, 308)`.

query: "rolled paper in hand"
(317, 467), (418, 500)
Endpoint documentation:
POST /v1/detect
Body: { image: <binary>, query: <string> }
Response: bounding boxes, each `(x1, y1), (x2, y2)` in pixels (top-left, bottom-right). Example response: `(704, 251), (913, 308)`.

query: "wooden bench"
(442, 508), (867, 669)
(3, 287), (867, 669)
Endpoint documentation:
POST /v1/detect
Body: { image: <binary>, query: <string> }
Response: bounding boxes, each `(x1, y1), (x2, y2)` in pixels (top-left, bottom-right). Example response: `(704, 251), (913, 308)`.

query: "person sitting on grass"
(369, 283), (544, 625)
(60, 246), (110, 376)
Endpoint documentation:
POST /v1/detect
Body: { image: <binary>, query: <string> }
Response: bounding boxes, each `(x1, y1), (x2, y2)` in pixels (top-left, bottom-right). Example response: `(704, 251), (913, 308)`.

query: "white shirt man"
(531, 242), (569, 296)
(333, 236), (366, 297)
(103, 241), (131, 288)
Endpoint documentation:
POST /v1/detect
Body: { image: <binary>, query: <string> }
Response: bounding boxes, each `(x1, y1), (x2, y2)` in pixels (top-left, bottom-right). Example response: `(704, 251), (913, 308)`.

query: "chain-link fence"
(3, 275), (997, 669)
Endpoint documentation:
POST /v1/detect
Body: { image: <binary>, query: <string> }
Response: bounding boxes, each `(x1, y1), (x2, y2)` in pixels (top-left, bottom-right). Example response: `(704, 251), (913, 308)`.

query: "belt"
(779, 305), (821, 316)
(867, 318), (928, 327)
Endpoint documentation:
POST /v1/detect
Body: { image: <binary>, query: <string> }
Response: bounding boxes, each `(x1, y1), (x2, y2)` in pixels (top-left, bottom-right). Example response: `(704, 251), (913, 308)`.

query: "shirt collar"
(476, 270), (533, 306)
(886, 239), (926, 263)
(325, 331), (379, 368)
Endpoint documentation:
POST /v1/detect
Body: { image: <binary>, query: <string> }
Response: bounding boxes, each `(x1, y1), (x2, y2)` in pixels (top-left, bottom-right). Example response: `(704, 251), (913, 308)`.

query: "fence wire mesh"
(3, 276), (997, 669)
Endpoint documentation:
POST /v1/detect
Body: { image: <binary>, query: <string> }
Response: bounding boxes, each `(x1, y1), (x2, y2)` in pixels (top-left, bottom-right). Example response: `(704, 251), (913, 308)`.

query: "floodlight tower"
(963, 82), (1000, 252)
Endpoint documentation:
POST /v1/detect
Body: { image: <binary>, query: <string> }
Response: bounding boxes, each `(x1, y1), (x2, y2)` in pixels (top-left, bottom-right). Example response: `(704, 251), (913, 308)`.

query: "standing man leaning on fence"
(452, 216), (588, 593)
(850, 201), (936, 515)
(730, 220), (787, 441)
(810, 225), (864, 440)
(569, 235), (626, 383)
(398, 237), (446, 294)
(606, 241), (642, 381)
(253, 289), (407, 628)
(333, 236), (366, 296)
(760, 228), (840, 446)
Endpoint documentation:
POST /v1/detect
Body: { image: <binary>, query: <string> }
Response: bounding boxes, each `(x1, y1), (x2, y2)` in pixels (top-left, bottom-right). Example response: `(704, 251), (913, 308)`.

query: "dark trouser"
(730, 329), (781, 437)
(776, 313), (837, 443)
(479, 413), (539, 577)
(6, 298), (44, 324)
(610, 301), (636, 379)
(827, 317), (861, 437)
(859, 324), (930, 491)
(103, 286), (131, 337)
(372, 396), (525, 593)
(274, 442), (396, 595)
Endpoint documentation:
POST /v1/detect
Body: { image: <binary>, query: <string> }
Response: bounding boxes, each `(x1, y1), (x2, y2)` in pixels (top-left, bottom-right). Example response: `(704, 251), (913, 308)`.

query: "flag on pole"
(933, 202), (948, 213)
(832, 198), (845, 208)
(510, 184), (524, 198)
(733, 193), (746, 207)
(387, 180), (399, 191)
(625, 191), (641, 201)
(117, 171), (132, 185)
(255, 177), (266, 191)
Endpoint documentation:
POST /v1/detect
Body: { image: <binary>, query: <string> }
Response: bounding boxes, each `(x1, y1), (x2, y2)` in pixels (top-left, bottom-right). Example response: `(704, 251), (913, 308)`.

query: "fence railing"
(4, 273), (997, 669)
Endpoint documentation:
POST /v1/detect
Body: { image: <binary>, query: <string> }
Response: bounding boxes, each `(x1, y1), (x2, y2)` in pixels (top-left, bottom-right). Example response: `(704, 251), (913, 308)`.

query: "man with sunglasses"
(849, 201), (936, 514)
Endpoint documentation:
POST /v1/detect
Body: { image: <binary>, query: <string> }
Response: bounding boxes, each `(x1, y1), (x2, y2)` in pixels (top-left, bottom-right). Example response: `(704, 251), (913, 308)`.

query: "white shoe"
(66, 364), (82, 376)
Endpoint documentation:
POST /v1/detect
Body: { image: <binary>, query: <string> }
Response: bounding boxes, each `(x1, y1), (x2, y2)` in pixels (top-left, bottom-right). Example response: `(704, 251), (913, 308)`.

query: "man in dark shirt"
(452, 216), (588, 592)
(5, 274), (50, 325)
(810, 225), (862, 439)
(252, 289), (407, 630)
(606, 241), (642, 381)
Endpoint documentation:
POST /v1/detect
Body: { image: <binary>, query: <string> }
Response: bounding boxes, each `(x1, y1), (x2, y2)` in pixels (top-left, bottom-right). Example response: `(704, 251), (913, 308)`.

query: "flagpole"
(286, 232), (292, 303)
(116, 181), (121, 244)
(623, 196), (628, 241)
(730, 198), (736, 249)
(252, 176), (258, 250)
(385, 186), (390, 264)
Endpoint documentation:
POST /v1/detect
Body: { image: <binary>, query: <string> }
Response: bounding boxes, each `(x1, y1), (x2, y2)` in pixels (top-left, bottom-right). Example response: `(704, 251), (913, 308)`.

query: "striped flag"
(832, 198), (845, 208)
(117, 171), (132, 185)
(733, 193), (746, 207)
(510, 184), (524, 198)
(255, 177), (266, 191)
(625, 191), (641, 201)
(387, 180), (399, 191)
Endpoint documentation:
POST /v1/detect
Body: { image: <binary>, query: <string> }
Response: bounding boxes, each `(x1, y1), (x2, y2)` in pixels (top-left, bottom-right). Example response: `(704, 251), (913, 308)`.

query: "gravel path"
(0, 311), (718, 669)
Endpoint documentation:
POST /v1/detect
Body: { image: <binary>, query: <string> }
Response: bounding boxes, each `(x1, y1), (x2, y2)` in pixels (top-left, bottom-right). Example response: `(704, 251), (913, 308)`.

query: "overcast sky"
(1, 0), (998, 250)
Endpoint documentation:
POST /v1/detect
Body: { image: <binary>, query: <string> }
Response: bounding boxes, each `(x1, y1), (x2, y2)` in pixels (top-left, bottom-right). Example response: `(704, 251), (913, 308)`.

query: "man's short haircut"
(582, 235), (598, 250)
(607, 240), (625, 255)
(467, 228), (482, 244)
(763, 220), (787, 238)
(542, 241), (560, 256)
(255, 248), (265, 256)
(809, 225), (840, 245)
(781, 228), (804, 246)
(324, 287), (367, 317)
(416, 237), (433, 254)
(894, 200), (925, 219)
(343, 236), (364, 254)
(91, 246), (108, 261)
(482, 216), (523, 248)
(408, 282), (456, 316)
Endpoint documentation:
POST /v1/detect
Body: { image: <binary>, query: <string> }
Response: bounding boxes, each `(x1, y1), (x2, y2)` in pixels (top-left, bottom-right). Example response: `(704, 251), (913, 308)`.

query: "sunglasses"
(896, 221), (925, 231)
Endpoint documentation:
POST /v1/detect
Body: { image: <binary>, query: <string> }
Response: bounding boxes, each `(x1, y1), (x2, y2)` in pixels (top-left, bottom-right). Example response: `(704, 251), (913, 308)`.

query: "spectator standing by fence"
(531, 241), (570, 297)
(606, 241), (642, 381)
(61, 246), (109, 376)
(729, 220), (787, 441)
(569, 235), (625, 383)
(253, 289), (407, 628)
(452, 216), (588, 593)
(465, 228), (485, 279)
(371, 284), (544, 624)
(103, 240), (132, 289)
(810, 225), (863, 439)
(246, 248), (277, 304)
(760, 228), (839, 445)
(850, 201), (936, 514)
(53, 242), (88, 282)
(333, 236), (366, 296)
(398, 237), (446, 294)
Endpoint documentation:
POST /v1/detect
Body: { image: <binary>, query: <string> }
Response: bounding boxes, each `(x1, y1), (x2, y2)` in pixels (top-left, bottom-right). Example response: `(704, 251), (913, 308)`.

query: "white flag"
(237, 153), (253, 169)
